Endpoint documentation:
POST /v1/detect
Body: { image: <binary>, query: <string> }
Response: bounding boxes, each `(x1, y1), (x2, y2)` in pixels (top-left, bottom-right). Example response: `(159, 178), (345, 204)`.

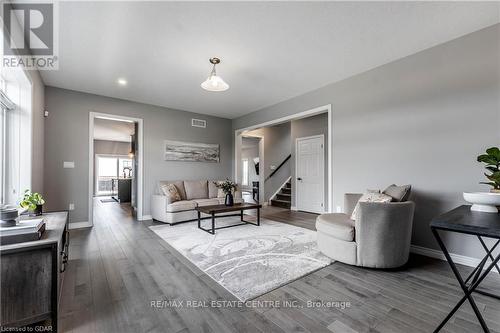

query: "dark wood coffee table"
(196, 203), (262, 234)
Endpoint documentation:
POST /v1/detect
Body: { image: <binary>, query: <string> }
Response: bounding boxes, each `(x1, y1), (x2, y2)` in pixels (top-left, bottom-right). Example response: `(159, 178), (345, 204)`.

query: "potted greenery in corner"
(20, 190), (46, 216)
(477, 147), (500, 193)
(214, 179), (237, 206)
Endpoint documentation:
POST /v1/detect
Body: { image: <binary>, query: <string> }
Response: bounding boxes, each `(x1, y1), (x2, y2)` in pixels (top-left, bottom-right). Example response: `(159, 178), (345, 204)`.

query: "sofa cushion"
(184, 180), (208, 200)
(316, 213), (355, 242)
(166, 200), (197, 213)
(216, 197), (244, 205)
(208, 181), (221, 198)
(159, 181), (187, 200)
(160, 183), (181, 203)
(350, 192), (392, 220)
(193, 198), (219, 207)
(383, 184), (411, 202)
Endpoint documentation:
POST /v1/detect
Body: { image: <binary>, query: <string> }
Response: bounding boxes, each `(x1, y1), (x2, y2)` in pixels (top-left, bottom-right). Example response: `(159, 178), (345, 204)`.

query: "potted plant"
(477, 147), (500, 193)
(214, 179), (238, 206)
(20, 190), (46, 216)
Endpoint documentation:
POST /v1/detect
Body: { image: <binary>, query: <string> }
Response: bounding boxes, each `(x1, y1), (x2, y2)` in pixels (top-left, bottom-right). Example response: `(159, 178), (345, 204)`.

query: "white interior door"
(296, 135), (324, 213)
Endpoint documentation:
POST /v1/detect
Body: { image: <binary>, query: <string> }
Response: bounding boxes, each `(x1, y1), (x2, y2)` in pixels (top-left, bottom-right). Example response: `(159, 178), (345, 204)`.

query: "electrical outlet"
(69, 203), (75, 211)
(336, 206), (342, 213)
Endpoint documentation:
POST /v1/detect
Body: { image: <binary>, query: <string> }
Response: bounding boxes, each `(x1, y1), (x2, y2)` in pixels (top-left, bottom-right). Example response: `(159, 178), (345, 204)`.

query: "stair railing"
(265, 154), (291, 182)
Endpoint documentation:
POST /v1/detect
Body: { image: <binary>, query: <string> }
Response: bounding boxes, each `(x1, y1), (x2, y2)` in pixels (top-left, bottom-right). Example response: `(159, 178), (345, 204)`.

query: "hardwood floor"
(59, 199), (500, 332)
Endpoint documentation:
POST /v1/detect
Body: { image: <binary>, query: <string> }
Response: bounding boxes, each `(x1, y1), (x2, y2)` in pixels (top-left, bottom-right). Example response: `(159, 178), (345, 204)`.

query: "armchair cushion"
(383, 184), (411, 202)
(316, 213), (355, 242)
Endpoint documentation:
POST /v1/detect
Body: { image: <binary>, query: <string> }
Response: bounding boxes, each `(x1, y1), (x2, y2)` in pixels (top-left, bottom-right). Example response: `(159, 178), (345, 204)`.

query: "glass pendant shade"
(201, 74), (229, 92)
(201, 57), (229, 92)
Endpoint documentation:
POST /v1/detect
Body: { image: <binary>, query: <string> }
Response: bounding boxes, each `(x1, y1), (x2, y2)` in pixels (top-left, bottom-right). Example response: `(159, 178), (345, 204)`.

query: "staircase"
(271, 181), (291, 209)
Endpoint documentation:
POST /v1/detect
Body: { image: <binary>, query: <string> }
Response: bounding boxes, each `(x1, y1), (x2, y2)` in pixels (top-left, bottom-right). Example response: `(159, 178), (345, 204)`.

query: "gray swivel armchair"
(316, 192), (415, 268)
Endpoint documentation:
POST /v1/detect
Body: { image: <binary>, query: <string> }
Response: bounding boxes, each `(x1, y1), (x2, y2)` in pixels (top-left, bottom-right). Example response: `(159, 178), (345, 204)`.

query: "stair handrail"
(265, 154), (291, 182)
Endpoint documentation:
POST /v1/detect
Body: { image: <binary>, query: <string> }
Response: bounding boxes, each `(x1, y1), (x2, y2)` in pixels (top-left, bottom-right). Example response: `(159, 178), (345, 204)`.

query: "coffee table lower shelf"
(196, 203), (261, 235)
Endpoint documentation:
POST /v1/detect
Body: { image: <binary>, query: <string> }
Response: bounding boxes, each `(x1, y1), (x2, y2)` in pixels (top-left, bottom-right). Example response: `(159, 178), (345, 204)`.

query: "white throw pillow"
(350, 192), (392, 220)
(161, 184), (181, 203)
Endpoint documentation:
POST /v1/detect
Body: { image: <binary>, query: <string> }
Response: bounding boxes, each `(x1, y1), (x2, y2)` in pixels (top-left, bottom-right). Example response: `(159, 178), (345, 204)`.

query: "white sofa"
(151, 180), (243, 224)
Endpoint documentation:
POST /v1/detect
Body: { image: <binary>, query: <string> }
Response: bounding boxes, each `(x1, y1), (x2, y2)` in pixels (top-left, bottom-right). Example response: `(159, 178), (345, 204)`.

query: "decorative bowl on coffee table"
(463, 192), (500, 213)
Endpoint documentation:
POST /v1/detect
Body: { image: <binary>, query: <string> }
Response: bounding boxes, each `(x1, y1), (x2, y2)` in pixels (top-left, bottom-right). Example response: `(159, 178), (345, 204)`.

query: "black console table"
(430, 205), (500, 332)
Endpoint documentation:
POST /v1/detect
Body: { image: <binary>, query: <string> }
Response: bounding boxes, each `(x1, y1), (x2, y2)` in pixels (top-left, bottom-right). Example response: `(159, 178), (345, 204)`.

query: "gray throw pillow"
(383, 184), (411, 202)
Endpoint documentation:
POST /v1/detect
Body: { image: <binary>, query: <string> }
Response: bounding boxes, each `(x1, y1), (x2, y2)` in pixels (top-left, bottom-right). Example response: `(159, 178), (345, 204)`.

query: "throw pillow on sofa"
(161, 184), (181, 203)
(350, 192), (392, 220)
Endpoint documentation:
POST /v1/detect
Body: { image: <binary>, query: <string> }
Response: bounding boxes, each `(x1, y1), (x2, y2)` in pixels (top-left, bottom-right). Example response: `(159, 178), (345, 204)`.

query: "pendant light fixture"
(201, 57), (229, 92)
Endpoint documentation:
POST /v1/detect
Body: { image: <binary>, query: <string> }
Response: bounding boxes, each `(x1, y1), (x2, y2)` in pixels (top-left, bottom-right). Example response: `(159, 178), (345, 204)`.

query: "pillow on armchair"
(350, 192), (392, 220)
(383, 184), (412, 202)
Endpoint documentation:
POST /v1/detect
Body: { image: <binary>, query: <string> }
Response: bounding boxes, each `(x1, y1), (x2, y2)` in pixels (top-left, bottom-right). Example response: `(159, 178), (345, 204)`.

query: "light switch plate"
(63, 161), (75, 168)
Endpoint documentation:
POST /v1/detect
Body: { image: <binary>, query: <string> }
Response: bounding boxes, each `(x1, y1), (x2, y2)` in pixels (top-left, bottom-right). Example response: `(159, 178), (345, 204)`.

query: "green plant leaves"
(486, 147), (500, 160)
(20, 190), (45, 211)
(478, 147), (500, 189)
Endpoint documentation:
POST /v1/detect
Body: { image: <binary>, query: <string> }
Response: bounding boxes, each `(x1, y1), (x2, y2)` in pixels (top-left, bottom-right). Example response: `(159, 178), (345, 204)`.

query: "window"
(0, 71), (32, 206)
(242, 158), (249, 186)
(95, 155), (133, 196)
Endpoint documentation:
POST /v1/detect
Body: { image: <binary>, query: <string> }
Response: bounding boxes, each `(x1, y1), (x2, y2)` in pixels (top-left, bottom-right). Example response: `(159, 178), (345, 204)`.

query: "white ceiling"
(93, 118), (135, 142)
(41, 2), (500, 119)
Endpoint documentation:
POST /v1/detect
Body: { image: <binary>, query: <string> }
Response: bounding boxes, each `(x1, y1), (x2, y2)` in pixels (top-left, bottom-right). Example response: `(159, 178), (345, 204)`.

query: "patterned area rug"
(149, 217), (332, 301)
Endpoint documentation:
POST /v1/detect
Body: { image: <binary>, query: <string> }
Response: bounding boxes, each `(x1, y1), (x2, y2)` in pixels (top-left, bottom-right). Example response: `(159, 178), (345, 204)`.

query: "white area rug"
(149, 217), (332, 301)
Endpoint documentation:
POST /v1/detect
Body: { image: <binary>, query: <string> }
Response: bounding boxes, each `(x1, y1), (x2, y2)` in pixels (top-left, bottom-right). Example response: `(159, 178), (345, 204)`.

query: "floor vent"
(191, 118), (206, 128)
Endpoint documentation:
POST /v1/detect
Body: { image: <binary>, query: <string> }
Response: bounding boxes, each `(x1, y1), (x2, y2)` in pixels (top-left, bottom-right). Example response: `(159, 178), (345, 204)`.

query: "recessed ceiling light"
(117, 78), (127, 86)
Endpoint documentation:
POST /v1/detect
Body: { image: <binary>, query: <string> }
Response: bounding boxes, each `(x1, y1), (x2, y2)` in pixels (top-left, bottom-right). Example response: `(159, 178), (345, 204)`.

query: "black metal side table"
(430, 205), (500, 332)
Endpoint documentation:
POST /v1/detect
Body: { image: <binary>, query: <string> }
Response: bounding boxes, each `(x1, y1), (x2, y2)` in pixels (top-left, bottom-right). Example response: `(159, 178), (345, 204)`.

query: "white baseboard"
(69, 221), (92, 229)
(410, 245), (498, 273)
(138, 215), (152, 221)
(290, 206), (298, 211)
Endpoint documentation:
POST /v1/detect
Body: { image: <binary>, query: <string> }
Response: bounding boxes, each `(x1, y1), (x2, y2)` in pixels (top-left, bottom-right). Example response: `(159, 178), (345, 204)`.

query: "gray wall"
(240, 137), (260, 191)
(44, 87), (232, 224)
(290, 113), (329, 209)
(246, 123), (291, 201)
(233, 24), (500, 259)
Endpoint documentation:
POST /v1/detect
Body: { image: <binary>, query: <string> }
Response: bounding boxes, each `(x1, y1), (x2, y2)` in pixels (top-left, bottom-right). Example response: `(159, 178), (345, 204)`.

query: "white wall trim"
(410, 245), (498, 274)
(69, 221), (92, 230)
(138, 214), (152, 221)
(269, 176), (292, 204)
(89, 112), (144, 227)
(234, 104), (333, 212)
(295, 134), (325, 214)
(290, 206), (298, 211)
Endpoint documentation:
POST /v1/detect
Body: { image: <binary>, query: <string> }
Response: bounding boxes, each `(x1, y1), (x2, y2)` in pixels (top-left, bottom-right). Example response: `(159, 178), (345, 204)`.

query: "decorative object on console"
(164, 140), (220, 162)
(477, 147), (500, 193)
(0, 206), (19, 227)
(215, 179), (237, 206)
(20, 190), (45, 216)
(463, 192), (500, 213)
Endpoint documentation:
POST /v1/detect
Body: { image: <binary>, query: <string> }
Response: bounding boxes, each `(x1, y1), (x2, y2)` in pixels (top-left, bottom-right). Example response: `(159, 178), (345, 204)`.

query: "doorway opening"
(88, 113), (144, 227)
(234, 104), (332, 215)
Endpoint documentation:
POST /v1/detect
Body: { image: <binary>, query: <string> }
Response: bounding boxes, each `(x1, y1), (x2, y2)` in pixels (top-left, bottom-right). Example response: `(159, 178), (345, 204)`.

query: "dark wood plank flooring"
(59, 199), (500, 332)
